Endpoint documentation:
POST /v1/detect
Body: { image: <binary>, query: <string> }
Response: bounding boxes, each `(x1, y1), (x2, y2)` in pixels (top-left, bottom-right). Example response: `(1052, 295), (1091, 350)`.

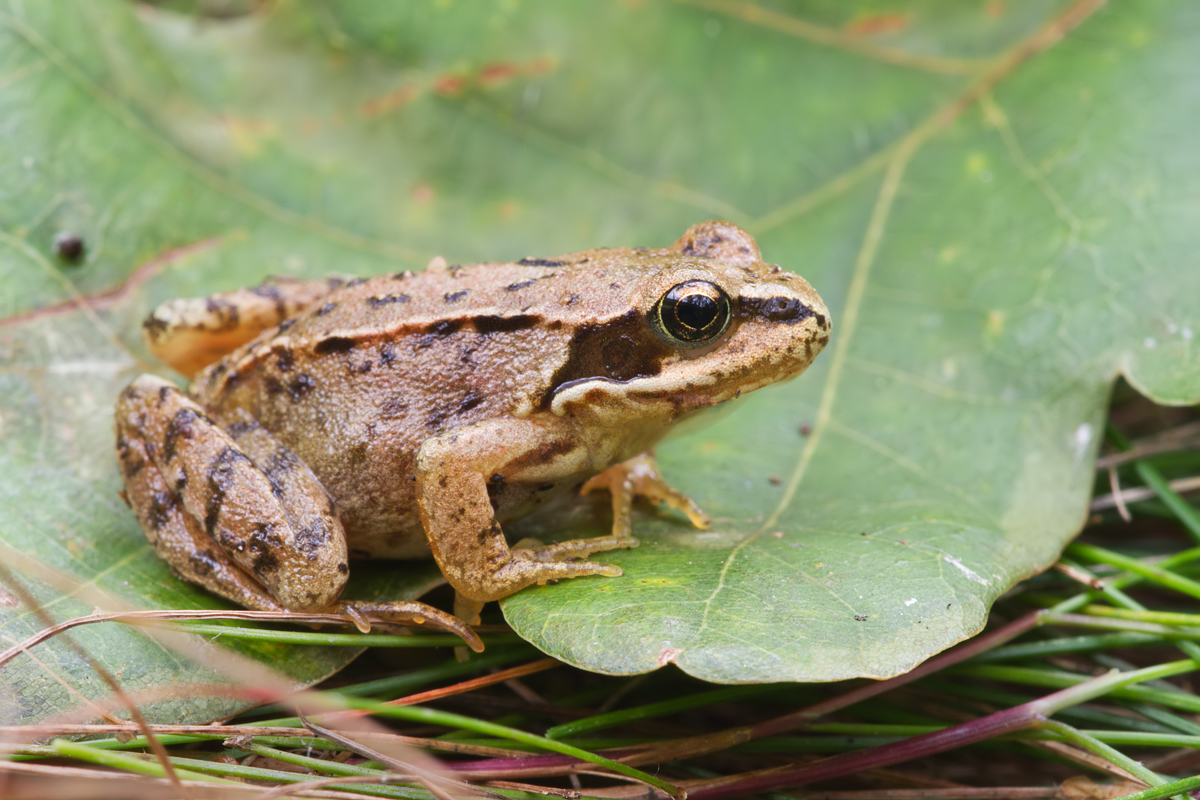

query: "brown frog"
(115, 221), (831, 648)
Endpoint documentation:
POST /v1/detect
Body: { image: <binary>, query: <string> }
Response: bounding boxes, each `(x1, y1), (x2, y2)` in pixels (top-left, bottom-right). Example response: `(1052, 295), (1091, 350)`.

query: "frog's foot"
(448, 539), (634, 631)
(332, 600), (483, 652)
(143, 275), (350, 378)
(580, 451), (711, 536)
(512, 535), (639, 564)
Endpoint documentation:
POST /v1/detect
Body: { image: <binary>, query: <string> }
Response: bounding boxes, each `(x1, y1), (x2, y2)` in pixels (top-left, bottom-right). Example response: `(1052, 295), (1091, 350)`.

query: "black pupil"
(659, 280), (730, 343)
(676, 293), (718, 329)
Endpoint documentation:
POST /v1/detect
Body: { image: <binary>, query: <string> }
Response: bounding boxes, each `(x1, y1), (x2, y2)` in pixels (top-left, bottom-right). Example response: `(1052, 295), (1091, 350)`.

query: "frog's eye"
(655, 280), (731, 345)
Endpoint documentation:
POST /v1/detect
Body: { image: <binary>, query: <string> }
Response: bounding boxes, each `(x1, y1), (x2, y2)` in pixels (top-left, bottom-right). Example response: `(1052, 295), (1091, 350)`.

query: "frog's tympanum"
(115, 222), (831, 649)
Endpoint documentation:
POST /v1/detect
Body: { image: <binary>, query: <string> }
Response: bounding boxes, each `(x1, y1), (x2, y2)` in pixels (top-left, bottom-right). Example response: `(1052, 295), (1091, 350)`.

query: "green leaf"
(2, 0), (1198, 724)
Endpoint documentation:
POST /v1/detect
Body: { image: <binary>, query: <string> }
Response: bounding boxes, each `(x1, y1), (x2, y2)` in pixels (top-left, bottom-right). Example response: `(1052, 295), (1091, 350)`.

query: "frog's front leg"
(415, 418), (639, 623)
(116, 374), (481, 649)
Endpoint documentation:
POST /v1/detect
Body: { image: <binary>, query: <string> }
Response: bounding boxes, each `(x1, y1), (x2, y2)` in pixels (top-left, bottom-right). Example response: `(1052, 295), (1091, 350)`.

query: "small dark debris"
(854, 614), (867, 621)
(53, 232), (85, 263)
(768, 475), (781, 485)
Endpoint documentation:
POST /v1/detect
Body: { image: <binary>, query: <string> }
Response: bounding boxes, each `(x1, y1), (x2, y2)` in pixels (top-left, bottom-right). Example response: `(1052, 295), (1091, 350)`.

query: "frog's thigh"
(116, 418), (284, 611)
(115, 374), (348, 612)
(415, 418), (633, 605)
(144, 276), (347, 378)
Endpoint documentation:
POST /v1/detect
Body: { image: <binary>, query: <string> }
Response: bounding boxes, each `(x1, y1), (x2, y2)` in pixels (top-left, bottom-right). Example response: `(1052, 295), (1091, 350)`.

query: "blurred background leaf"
(1, 0), (1197, 723)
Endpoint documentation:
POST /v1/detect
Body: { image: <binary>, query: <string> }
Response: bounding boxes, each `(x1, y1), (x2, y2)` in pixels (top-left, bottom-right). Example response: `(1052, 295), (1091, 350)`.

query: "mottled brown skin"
(116, 221), (831, 635)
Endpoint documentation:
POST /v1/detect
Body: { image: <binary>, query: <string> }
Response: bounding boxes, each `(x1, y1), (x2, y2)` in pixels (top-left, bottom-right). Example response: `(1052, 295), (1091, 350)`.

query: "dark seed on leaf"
(53, 232), (84, 263)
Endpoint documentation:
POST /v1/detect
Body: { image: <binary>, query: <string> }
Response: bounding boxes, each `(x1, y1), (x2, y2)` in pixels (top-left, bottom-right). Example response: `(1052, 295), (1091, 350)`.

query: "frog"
(114, 221), (831, 649)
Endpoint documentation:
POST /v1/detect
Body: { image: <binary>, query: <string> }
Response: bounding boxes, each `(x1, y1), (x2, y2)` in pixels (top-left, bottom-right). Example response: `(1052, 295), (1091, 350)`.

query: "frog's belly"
(333, 475), (581, 560)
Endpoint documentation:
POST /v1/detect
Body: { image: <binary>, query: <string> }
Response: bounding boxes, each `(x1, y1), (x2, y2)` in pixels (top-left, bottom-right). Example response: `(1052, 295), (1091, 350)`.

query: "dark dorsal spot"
(473, 314), (541, 334)
(203, 446), (254, 536)
(426, 407), (449, 432)
(444, 290), (470, 303)
(190, 549), (226, 576)
(504, 279), (537, 291)
(368, 293), (410, 307)
(204, 297), (240, 330)
(543, 309), (671, 407)
(738, 295), (814, 325)
(225, 419), (259, 440)
(316, 301), (337, 316)
(294, 518), (331, 555)
(148, 490), (176, 530)
(272, 345), (294, 372)
(288, 374), (316, 400)
(252, 283), (284, 301)
(432, 319), (464, 336)
(517, 258), (565, 267)
(142, 313), (168, 336)
(163, 408), (201, 461)
(458, 389), (484, 414)
(247, 523), (282, 575)
(314, 336), (356, 355)
(682, 236), (718, 255)
(381, 396), (407, 417)
(414, 319), (464, 349)
(380, 341), (397, 365)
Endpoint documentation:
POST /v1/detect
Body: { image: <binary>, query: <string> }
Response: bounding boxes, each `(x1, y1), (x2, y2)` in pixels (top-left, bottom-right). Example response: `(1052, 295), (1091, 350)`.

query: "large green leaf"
(2, 0), (1198, 724)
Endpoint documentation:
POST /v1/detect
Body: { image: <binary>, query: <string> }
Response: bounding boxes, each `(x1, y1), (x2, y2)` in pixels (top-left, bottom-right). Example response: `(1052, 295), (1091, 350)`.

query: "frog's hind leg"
(116, 374), (481, 650)
(116, 392), (290, 614)
(143, 275), (349, 378)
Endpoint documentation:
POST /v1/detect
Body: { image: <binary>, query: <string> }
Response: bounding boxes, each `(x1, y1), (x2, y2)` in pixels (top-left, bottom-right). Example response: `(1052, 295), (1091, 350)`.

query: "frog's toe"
(515, 535), (638, 563)
(583, 451), (711, 534)
(333, 599), (484, 652)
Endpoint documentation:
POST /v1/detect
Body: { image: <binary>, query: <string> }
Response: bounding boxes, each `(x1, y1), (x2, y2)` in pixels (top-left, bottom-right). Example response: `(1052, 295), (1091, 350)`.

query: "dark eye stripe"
(738, 294), (815, 325)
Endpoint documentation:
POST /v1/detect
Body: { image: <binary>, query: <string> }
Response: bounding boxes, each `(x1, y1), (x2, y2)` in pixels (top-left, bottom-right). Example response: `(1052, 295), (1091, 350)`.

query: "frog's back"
(187, 252), (648, 553)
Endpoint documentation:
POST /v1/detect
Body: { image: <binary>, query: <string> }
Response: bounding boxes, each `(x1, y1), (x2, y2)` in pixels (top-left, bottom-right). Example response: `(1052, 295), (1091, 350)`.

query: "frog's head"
(548, 221), (832, 426)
